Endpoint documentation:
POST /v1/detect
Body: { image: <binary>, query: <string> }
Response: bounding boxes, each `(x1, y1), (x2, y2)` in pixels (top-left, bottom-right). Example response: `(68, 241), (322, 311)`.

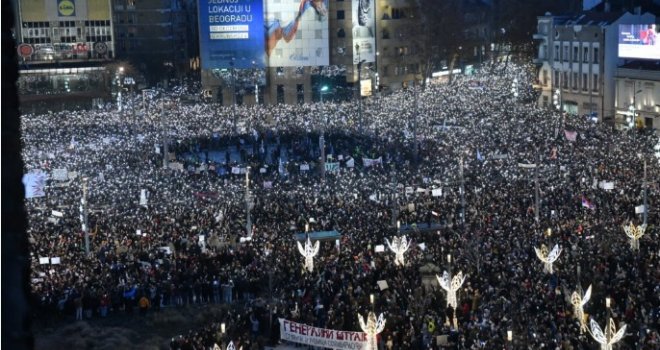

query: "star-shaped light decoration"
(622, 222), (646, 251)
(588, 318), (626, 350)
(385, 235), (411, 266)
(534, 244), (562, 274)
(296, 236), (320, 273)
(358, 311), (386, 350)
(571, 284), (592, 333)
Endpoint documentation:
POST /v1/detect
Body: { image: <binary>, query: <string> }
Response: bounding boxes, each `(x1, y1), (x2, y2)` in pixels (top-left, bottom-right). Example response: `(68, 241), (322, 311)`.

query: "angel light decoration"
(436, 270), (466, 328)
(622, 222), (646, 251)
(296, 236), (320, 273)
(571, 285), (592, 333)
(358, 311), (386, 350)
(385, 235), (411, 266)
(588, 318), (626, 350)
(534, 244), (562, 273)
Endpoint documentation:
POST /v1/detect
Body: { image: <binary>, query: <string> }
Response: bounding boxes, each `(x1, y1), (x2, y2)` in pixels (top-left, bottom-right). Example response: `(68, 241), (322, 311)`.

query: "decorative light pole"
(385, 235), (411, 266)
(319, 85), (329, 180)
(534, 244), (561, 274)
(436, 254), (465, 329)
(80, 177), (90, 255)
(226, 341), (236, 350)
(245, 167), (253, 237)
(588, 298), (626, 350)
(571, 284), (592, 333)
(296, 236), (320, 273)
(358, 311), (386, 350)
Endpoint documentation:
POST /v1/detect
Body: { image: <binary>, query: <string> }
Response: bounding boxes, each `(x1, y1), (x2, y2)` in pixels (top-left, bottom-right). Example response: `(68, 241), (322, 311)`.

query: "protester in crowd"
(22, 61), (658, 349)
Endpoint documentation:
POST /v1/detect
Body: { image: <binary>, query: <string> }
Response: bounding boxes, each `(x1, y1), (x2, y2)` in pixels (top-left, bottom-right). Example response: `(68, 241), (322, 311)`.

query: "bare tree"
(409, 0), (466, 86)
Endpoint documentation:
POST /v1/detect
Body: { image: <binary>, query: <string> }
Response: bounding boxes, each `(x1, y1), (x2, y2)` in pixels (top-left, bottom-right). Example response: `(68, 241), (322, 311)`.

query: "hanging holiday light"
(385, 235), (411, 266)
(358, 311), (386, 350)
(297, 236), (320, 273)
(571, 284), (592, 333)
(622, 222), (646, 251)
(534, 244), (561, 273)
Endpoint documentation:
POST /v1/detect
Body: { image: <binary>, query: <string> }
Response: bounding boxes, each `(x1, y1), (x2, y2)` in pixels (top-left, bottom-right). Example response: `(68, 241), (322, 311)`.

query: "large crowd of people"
(23, 62), (658, 350)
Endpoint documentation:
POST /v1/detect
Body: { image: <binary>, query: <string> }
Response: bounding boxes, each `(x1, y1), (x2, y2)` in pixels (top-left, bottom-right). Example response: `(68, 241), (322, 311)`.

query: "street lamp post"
(356, 43), (366, 133)
(319, 85), (329, 180)
(245, 166), (253, 237)
(230, 58), (236, 132)
(629, 88), (643, 129)
(161, 100), (169, 169)
(80, 177), (90, 256)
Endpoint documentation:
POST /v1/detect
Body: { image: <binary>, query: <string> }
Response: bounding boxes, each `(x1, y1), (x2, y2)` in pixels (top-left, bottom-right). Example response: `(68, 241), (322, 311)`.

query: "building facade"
(111, 0), (198, 83)
(201, 0), (428, 106)
(615, 61), (660, 132)
(533, 10), (655, 123)
(13, 0), (117, 111)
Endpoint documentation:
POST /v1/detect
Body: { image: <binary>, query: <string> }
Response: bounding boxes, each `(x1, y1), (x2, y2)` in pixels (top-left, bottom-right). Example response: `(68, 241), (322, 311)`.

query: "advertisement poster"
(198, 0), (266, 69)
(265, 0), (329, 67)
(618, 24), (660, 60)
(352, 0), (375, 64)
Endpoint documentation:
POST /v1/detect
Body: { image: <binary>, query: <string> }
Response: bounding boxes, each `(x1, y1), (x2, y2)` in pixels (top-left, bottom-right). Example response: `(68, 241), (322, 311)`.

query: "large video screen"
(198, 0), (266, 69)
(265, 0), (329, 67)
(618, 24), (660, 60)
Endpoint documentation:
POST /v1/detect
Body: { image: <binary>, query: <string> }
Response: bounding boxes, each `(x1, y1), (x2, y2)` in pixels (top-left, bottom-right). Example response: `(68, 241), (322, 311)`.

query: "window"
(296, 84), (304, 104)
(593, 74), (598, 91)
(337, 10), (345, 20)
(572, 72), (578, 90)
(337, 28), (345, 38)
(593, 48), (599, 63)
(583, 46), (589, 62)
(562, 72), (568, 88)
(582, 73), (587, 91)
(276, 67), (284, 76)
(276, 85), (284, 104)
(382, 28), (390, 39)
(554, 71), (559, 86)
(392, 8), (406, 19)
(543, 95), (549, 107)
(554, 45), (559, 60)
(542, 70), (548, 86)
(563, 46), (569, 61)
(573, 46), (578, 62)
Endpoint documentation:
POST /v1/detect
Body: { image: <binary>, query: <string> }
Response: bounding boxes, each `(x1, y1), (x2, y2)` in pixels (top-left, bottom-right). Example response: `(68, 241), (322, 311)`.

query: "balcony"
(533, 56), (546, 65)
(533, 33), (547, 40)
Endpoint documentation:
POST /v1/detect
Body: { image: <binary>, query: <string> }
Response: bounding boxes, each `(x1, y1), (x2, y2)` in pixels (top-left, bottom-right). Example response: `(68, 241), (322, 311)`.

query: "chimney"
(604, 1), (610, 12)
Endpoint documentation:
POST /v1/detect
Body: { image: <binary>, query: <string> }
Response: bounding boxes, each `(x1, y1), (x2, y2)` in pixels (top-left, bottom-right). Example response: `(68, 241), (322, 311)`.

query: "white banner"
(279, 319), (367, 350)
(362, 156), (382, 167)
(432, 188), (443, 197)
(52, 168), (68, 181)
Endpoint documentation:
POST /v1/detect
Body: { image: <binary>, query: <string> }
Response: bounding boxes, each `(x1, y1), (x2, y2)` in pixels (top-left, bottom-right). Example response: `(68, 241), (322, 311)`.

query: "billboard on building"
(265, 0), (329, 67)
(198, 0), (266, 69)
(618, 24), (660, 60)
(352, 0), (375, 64)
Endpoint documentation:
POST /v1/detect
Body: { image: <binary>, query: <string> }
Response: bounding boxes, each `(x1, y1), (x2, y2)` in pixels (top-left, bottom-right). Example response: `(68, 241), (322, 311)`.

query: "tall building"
(111, 0), (198, 83)
(200, 0), (427, 106)
(533, 10), (655, 123)
(13, 0), (116, 111)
